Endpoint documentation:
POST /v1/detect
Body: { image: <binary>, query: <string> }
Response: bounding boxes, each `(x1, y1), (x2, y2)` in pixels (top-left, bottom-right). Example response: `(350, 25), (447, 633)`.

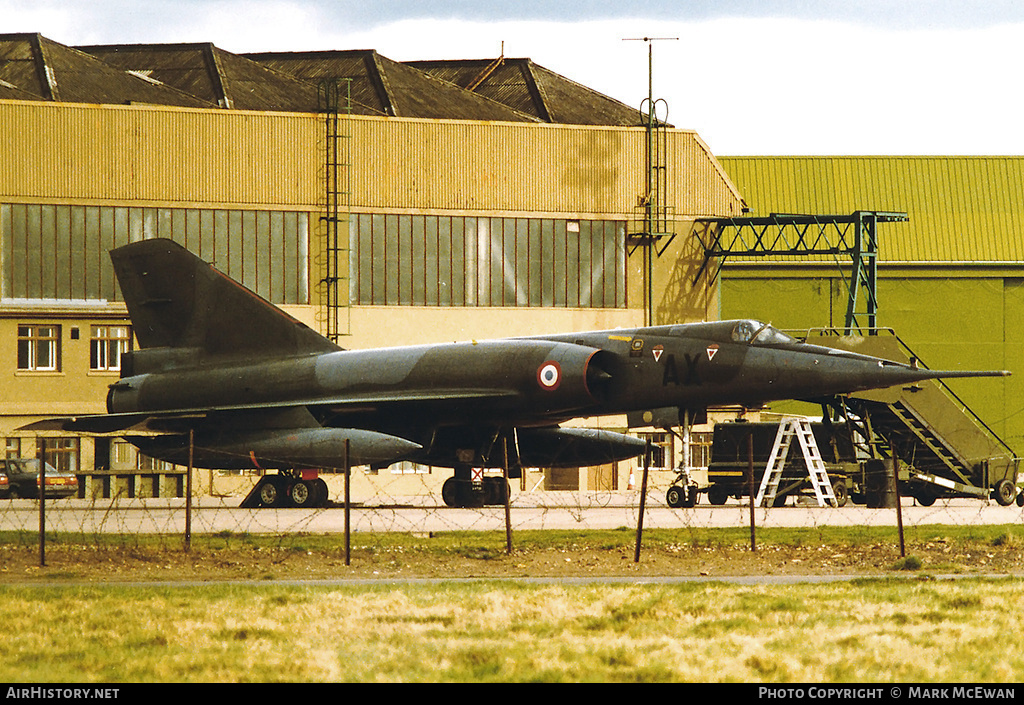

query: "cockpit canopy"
(730, 320), (797, 347)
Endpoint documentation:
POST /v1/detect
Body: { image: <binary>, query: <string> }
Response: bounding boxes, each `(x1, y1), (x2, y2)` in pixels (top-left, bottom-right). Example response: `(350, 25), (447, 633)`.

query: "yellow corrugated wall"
(0, 101), (744, 222)
(349, 116), (742, 218)
(718, 156), (1024, 263)
(0, 101), (320, 208)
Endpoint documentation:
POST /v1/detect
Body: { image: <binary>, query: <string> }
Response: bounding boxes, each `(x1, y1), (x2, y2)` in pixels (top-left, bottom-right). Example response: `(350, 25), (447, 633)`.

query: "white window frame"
(17, 325), (60, 371)
(90, 325), (132, 372)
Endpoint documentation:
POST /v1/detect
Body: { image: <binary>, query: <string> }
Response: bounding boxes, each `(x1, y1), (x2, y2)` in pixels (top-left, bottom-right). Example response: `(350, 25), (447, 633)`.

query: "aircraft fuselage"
(107, 319), (993, 461)
(31, 238), (1004, 480)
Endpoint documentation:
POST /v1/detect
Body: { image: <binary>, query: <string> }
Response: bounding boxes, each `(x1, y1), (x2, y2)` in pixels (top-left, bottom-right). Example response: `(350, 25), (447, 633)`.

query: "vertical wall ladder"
(317, 78), (352, 342)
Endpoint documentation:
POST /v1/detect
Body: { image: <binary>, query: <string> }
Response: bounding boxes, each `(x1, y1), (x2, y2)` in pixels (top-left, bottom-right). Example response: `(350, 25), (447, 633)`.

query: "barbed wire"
(2, 467), (1022, 561)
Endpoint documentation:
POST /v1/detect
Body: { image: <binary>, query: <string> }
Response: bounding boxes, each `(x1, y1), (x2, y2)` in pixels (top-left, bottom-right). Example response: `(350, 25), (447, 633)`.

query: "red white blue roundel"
(537, 361), (561, 390)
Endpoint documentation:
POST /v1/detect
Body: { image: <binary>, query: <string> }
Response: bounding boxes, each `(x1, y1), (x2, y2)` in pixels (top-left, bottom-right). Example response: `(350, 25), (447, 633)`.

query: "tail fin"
(111, 238), (340, 362)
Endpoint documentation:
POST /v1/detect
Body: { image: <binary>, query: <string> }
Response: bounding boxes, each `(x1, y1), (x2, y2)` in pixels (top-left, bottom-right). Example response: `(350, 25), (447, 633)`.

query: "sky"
(6, 0), (1024, 155)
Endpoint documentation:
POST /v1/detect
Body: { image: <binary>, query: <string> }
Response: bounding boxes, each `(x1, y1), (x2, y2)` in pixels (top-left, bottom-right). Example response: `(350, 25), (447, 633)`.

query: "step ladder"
(755, 416), (838, 507)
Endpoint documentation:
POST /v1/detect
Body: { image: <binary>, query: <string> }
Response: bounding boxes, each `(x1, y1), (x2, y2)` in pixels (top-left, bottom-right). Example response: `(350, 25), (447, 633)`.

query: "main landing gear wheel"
(247, 474), (329, 508)
(483, 477), (509, 505)
(441, 477), (502, 508)
(442, 478), (483, 508)
(441, 478), (461, 508)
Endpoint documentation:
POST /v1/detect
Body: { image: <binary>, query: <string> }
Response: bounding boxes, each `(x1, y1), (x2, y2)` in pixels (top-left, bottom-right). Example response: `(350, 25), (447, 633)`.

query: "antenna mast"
(624, 36), (678, 326)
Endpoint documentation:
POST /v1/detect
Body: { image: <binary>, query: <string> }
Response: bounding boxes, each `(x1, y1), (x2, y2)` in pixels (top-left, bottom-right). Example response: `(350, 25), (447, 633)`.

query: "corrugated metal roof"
(242, 50), (390, 115)
(409, 58), (646, 127)
(2, 35), (647, 127)
(717, 156), (1024, 264)
(0, 33), (213, 108)
(80, 43), (320, 112)
(244, 50), (538, 121)
(0, 81), (44, 101)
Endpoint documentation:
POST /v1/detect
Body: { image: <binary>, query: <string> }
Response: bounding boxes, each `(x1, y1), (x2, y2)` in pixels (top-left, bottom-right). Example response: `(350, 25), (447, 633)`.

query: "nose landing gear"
(665, 464), (699, 508)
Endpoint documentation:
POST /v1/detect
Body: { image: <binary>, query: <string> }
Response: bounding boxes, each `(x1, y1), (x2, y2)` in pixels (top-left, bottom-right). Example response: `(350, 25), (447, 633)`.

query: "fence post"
(633, 440), (651, 563)
(344, 440), (351, 566)
(185, 429), (193, 552)
(503, 435), (512, 555)
(38, 438), (46, 567)
(748, 430), (756, 552)
(894, 454), (905, 557)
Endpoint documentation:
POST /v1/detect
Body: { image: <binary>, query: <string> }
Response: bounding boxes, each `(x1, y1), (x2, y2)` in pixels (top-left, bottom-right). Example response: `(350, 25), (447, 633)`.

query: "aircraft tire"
(289, 479), (315, 508)
(994, 479), (1016, 507)
(441, 478), (487, 508)
(313, 478), (329, 507)
(441, 478), (460, 508)
(666, 485), (685, 508)
(484, 477), (509, 505)
(258, 477), (284, 508)
(1016, 491), (1024, 508)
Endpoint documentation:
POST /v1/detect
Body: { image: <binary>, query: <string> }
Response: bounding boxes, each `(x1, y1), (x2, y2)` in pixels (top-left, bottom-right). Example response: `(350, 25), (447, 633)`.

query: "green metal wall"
(718, 156), (1024, 263)
(722, 275), (1024, 454)
(716, 156), (1024, 455)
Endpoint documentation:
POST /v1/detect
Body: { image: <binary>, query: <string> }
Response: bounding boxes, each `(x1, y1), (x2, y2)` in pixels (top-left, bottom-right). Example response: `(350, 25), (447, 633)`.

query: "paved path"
(2, 493), (1021, 535)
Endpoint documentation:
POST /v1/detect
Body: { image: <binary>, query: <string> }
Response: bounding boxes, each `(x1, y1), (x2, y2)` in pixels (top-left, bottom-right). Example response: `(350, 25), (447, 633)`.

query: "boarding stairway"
(806, 329), (1021, 505)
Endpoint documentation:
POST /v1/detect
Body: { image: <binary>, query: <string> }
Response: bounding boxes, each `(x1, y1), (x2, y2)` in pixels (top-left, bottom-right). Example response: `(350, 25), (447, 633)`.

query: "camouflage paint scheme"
(28, 239), (1006, 506)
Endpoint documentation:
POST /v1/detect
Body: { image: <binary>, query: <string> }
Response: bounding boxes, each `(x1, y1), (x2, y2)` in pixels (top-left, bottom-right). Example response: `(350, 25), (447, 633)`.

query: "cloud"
(10, 0), (1024, 46)
(5, 1), (1024, 153)
(329, 15), (1024, 154)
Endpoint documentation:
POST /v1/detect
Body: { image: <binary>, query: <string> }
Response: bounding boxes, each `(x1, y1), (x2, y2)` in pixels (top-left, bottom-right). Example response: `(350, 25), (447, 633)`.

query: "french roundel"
(537, 361), (561, 390)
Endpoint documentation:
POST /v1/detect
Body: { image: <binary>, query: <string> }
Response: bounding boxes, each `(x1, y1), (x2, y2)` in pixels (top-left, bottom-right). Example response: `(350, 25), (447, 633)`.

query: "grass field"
(1, 525), (1023, 682)
(1, 577), (1022, 682)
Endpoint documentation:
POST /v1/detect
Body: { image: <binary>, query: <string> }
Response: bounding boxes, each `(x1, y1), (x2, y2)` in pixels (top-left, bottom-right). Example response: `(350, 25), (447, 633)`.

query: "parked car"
(1, 459), (78, 499)
(0, 467), (8, 499)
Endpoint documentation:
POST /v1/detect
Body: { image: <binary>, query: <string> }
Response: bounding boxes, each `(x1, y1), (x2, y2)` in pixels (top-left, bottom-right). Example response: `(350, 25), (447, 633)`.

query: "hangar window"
(1, 204), (308, 306)
(17, 325), (60, 372)
(350, 214), (626, 308)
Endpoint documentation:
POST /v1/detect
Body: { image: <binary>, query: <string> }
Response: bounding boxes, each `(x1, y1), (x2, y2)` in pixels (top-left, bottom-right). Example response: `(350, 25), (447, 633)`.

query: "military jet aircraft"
(28, 238), (1008, 508)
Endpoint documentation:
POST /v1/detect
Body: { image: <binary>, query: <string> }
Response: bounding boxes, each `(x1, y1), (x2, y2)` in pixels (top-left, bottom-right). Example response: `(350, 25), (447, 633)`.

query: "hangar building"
(0, 34), (743, 494)
(717, 156), (1024, 455)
